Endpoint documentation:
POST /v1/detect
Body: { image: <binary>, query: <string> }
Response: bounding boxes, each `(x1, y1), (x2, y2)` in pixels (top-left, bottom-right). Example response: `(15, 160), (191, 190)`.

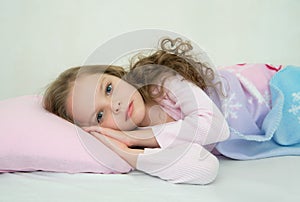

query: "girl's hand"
(89, 131), (143, 168)
(83, 126), (159, 148)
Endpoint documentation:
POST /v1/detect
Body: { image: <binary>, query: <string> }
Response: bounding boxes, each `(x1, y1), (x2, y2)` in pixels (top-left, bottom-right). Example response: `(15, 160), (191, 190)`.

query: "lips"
(126, 101), (134, 121)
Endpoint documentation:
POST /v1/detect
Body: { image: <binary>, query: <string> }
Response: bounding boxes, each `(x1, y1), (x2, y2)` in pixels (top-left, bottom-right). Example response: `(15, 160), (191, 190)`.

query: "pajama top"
(136, 63), (291, 184)
(136, 71), (230, 185)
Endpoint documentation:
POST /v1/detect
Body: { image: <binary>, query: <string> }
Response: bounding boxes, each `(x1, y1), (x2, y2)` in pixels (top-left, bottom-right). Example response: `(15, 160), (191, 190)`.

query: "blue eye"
(96, 111), (104, 123)
(106, 84), (112, 95)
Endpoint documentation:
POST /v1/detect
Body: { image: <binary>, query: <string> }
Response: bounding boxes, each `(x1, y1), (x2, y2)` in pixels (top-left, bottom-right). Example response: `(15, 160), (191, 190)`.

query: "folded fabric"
(0, 95), (132, 173)
(216, 66), (300, 159)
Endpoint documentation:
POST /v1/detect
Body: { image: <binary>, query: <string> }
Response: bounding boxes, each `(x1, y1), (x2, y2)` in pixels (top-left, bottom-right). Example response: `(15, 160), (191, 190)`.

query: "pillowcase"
(0, 95), (132, 173)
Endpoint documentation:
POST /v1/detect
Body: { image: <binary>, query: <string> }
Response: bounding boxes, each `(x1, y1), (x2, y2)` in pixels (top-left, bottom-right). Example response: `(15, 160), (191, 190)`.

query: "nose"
(112, 100), (121, 114)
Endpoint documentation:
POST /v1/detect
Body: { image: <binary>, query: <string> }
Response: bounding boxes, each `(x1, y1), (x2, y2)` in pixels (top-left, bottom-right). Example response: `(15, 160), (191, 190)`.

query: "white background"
(0, 0), (299, 100)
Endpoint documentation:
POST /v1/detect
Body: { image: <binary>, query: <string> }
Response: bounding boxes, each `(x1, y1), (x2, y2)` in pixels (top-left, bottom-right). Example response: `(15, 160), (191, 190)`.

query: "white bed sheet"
(0, 156), (299, 202)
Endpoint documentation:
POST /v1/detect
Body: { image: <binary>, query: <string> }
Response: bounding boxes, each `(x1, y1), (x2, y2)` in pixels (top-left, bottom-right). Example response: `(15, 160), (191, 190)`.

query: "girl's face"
(66, 73), (146, 130)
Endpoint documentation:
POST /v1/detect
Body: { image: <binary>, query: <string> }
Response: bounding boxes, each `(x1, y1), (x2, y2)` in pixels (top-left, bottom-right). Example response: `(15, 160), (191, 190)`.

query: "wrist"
(126, 129), (159, 148)
(118, 148), (144, 168)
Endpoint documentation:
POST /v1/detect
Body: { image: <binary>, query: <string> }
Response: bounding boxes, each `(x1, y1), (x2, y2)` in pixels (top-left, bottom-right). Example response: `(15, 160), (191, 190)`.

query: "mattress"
(0, 156), (299, 202)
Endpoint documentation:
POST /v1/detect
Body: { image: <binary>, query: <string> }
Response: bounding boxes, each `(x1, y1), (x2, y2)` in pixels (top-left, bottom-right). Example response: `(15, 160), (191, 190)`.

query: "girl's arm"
(136, 143), (219, 185)
(150, 75), (230, 149)
(91, 131), (219, 185)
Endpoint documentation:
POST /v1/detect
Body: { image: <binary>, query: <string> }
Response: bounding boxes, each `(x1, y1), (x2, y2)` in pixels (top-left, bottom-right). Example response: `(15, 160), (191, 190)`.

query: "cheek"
(108, 112), (141, 131)
(117, 82), (137, 98)
(130, 94), (146, 125)
(114, 116), (138, 130)
(102, 113), (136, 131)
(101, 114), (119, 130)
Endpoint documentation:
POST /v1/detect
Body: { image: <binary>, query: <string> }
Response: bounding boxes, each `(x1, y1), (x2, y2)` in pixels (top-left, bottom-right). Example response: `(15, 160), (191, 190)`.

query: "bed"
(1, 156), (299, 202)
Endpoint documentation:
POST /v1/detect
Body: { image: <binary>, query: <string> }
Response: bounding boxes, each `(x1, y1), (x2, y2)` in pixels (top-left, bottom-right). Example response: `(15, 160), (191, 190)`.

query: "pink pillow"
(0, 95), (132, 173)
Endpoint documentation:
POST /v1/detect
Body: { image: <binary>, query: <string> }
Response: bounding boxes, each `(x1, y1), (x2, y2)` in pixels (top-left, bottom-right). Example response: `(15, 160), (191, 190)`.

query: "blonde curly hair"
(125, 37), (220, 103)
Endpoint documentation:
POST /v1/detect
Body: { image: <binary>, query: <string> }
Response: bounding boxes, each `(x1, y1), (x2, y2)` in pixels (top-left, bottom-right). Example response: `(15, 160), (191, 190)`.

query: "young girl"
(43, 38), (300, 184)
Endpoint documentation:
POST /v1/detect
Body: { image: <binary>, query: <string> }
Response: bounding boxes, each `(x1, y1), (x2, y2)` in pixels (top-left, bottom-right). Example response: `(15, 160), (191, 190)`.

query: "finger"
(90, 131), (108, 143)
(90, 131), (102, 138)
(90, 131), (125, 151)
(82, 126), (97, 132)
(82, 126), (103, 133)
(100, 130), (128, 145)
(89, 128), (129, 146)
